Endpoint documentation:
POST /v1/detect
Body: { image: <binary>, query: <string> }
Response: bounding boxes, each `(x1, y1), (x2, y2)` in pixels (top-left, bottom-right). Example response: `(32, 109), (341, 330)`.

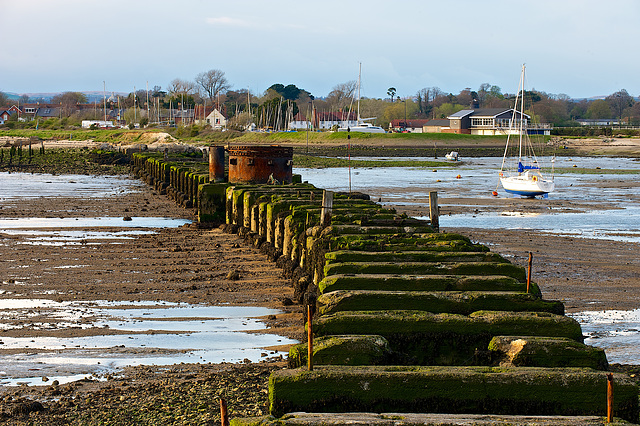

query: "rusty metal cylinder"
(228, 145), (293, 184)
(208, 145), (225, 182)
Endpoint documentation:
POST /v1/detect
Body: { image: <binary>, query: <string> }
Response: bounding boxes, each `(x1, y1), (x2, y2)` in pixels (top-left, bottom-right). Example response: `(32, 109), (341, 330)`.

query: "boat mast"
(518, 64), (526, 163)
(357, 62), (361, 123)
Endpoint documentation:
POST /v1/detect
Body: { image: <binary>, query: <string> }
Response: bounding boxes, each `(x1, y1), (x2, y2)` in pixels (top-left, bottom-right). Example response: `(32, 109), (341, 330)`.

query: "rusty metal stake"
(220, 397), (229, 426)
(527, 252), (533, 293)
(607, 373), (614, 423)
(307, 304), (313, 371)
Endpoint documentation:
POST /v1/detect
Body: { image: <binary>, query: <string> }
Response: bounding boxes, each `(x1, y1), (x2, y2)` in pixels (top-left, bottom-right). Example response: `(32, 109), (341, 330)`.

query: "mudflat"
(1, 142), (640, 424)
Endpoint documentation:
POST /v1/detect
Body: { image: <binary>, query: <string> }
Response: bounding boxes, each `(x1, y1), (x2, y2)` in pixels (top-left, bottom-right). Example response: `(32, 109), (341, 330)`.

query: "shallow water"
(568, 309), (640, 365)
(295, 156), (640, 242)
(0, 173), (140, 200)
(0, 300), (296, 386)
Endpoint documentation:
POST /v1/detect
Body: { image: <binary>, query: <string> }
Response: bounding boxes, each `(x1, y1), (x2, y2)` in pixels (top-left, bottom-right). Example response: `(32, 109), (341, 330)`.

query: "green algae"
(268, 366), (639, 421)
(288, 335), (392, 368)
(318, 274), (540, 295)
(317, 290), (563, 316)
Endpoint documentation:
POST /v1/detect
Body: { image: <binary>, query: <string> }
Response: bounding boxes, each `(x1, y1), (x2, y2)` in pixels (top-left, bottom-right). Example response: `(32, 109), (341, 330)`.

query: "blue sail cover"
(518, 162), (541, 173)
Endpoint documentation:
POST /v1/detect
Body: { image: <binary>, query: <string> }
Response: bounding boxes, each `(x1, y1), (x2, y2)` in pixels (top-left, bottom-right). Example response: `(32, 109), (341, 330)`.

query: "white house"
(205, 108), (227, 129)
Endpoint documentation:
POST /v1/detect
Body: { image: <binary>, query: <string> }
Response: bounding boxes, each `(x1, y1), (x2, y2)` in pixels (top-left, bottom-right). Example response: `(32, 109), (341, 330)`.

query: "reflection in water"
(569, 309), (640, 364)
(0, 300), (297, 386)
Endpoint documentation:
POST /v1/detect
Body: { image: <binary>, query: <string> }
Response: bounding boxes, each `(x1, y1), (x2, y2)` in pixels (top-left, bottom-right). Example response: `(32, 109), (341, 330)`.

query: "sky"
(1, 0), (639, 100)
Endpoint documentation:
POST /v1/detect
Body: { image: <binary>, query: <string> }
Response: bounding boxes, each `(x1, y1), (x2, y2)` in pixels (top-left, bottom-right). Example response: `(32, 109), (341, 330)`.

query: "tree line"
(2, 69), (639, 130)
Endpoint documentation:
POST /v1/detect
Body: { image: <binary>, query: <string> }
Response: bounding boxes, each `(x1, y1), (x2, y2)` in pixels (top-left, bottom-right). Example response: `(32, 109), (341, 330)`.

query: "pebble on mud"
(226, 270), (240, 280)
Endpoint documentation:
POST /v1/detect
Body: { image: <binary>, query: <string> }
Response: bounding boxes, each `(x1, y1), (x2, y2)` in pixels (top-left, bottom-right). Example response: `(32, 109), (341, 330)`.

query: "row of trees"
(2, 69), (640, 129)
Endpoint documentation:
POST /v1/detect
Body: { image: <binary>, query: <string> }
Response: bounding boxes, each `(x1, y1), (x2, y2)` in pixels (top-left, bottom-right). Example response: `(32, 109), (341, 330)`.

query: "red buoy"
(491, 191), (498, 197)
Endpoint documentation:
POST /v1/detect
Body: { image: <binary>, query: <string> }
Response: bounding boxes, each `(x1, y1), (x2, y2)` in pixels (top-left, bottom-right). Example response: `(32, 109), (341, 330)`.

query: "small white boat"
(499, 65), (554, 197)
(445, 151), (459, 161)
(338, 122), (386, 133)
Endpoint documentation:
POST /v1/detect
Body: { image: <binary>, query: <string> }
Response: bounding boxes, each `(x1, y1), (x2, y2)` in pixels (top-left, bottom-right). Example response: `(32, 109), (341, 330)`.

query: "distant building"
(205, 108), (227, 129)
(389, 119), (430, 133)
(575, 118), (621, 126)
(0, 109), (13, 125)
(81, 120), (115, 129)
(430, 108), (552, 136)
(422, 119), (451, 133)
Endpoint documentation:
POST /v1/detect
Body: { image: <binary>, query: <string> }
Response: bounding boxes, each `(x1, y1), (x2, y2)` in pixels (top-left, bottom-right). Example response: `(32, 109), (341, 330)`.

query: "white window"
(25, 108), (35, 113)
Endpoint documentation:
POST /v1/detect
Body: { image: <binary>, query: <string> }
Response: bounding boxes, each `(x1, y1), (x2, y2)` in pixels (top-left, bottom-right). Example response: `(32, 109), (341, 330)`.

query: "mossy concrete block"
(323, 262), (527, 282)
(318, 274), (540, 296)
(330, 237), (489, 253)
(314, 310), (583, 364)
(314, 310), (583, 341)
(317, 290), (564, 316)
(489, 336), (608, 370)
(268, 366), (638, 421)
(288, 335), (392, 368)
(321, 225), (435, 236)
(197, 182), (232, 223)
(324, 250), (508, 264)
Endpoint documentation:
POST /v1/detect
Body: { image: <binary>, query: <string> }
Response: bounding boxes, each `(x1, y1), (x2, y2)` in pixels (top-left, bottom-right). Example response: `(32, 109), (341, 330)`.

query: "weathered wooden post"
(307, 304), (314, 371)
(527, 252), (533, 293)
(320, 190), (333, 228)
(607, 373), (614, 423)
(220, 397), (229, 426)
(429, 191), (439, 232)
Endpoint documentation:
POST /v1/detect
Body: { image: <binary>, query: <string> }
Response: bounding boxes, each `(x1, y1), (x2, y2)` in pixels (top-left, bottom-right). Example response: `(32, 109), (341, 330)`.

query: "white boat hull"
(337, 124), (385, 133)
(500, 173), (554, 197)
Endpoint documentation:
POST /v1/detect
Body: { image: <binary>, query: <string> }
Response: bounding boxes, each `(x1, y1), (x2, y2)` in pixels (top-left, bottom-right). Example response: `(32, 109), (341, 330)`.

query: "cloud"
(205, 16), (252, 27)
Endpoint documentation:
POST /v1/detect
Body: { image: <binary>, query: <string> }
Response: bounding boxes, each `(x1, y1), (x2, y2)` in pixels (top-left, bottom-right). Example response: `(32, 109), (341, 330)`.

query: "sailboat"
(498, 65), (554, 197)
(338, 64), (386, 133)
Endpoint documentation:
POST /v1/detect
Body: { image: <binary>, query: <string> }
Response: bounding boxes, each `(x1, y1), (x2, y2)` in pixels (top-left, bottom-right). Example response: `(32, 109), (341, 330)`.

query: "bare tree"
(0, 91), (9, 107)
(51, 92), (88, 117)
(167, 78), (195, 97)
(326, 81), (357, 110)
(195, 69), (231, 103)
(606, 89), (634, 122)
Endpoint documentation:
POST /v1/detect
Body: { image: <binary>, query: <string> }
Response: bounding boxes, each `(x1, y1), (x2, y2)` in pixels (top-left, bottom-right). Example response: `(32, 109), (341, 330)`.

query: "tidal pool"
(569, 309), (640, 364)
(0, 300), (296, 386)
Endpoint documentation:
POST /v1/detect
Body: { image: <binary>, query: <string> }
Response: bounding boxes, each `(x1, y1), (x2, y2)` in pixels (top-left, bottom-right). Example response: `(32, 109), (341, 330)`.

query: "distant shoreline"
(2, 131), (640, 158)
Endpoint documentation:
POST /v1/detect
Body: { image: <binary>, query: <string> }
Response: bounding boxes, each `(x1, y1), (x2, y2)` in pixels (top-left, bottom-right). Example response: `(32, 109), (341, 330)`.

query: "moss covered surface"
(317, 290), (564, 316)
(327, 234), (489, 252)
(313, 310), (583, 364)
(324, 250), (508, 264)
(288, 335), (392, 368)
(197, 182), (232, 223)
(489, 336), (608, 370)
(321, 225), (435, 236)
(268, 366), (639, 421)
(323, 261), (527, 282)
(318, 274), (540, 295)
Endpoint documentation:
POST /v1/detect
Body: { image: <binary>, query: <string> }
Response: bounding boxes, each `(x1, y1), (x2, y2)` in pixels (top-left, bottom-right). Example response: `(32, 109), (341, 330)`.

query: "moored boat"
(499, 65), (554, 197)
(338, 63), (386, 134)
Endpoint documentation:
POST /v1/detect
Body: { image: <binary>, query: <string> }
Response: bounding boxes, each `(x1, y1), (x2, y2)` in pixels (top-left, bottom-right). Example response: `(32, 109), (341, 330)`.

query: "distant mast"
(357, 62), (361, 123)
(103, 81), (107, 123)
